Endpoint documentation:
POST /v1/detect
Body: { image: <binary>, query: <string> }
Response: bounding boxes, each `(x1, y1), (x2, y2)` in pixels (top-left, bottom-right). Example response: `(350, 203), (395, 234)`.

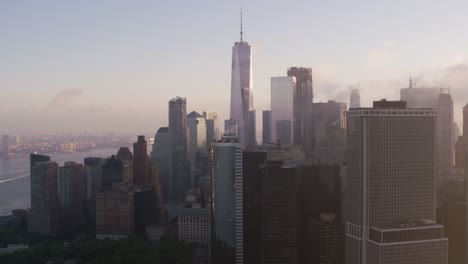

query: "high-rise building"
(287, 67), (314, 154)
(203, 111), (219, 150)
(312, 101), (347, 163)
(400, 78), (440, 108)
(242, 151), (267, 264)
(133, 135), (149, 185)
(151, 127), (170, 201)
(230, 13), (255, 147)
(133, 185), (160, 233)
(212, 135), (243, 263)
(455, 136), (465, 168)
(84, 157), (105, 225)
(2, 135), (10, 157)
(345, 100), (448, 264)
(271, 76), (295, 144)
(302, 165), (343, 264)
(262, 110), (271, 145)
(96, 187), (134, 239)
(463, 104), (468, 151)
(178, 205), (211, 247)
(187, 111), (207, 154)
(102, 156), (133, 190)
(350, 89), (361, 108)
(58, 161), (85, 231)
(225, 119), (239, 137)
(260, 160), (301, 264)
(437, 93), (455, 184)
(116, 147), (133, 162)
(28, 158), (61, 235)
(168, 97), (190, 202)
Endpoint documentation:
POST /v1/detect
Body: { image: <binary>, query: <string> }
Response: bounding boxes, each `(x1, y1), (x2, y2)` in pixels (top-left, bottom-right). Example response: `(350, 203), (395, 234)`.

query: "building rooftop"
(187, 111), (203, 119)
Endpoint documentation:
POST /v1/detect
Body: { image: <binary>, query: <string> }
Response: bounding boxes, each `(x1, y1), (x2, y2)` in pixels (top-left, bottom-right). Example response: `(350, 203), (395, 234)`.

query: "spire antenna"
(240, 8), (243, 43)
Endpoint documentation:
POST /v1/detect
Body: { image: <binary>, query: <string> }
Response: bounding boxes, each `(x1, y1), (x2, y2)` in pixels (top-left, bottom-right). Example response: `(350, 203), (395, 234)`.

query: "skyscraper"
(463, 104), (468, 151)
(271, 76), (295, 144)
(350, 89), (361, 108)
(437, 93), (455, 185)
(96, 187), (134, 239)
(133, 135), (149, 185)
(312, 101), (347, 164)
(230, 12), (255, 146)
(287, 67), (314, 153)
(151, 127), (170, 201)
(212, 135), (243, 263)
(168, 97), (190, 202)
(58, 161), (85, 231)
(102, 156), (133, 190)
(345, 100), (448, 264)
(84, 157), (105, 224)
(260, 160), (301, 264)
(262, 110), (271, 145)
(2, 135), (10, 157)
(187, 111), (207, 154)
(203, 111), (219, 150)
(28, 157), (61, 235)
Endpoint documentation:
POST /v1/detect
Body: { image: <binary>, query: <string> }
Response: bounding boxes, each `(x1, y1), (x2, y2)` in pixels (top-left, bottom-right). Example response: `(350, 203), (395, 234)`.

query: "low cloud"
(45, 89), (84, 110)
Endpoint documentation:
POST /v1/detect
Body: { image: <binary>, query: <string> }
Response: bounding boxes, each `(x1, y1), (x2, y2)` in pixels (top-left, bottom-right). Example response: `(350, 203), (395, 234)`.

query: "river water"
(0, 148), (118, 216)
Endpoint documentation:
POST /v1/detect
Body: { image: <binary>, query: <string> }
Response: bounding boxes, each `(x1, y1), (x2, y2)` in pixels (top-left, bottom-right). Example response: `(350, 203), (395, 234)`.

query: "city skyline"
(2, 1), (468, 135)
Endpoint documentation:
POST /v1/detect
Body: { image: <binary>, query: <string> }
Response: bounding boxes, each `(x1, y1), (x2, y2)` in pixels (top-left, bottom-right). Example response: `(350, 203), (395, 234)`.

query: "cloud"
(45, 89), (84, 110)
(364, 43), (395, 72)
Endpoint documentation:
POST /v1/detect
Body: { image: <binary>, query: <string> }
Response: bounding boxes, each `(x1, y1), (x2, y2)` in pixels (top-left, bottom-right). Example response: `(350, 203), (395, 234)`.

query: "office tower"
(102, 156), (133, 190)
(230, 13), (255, 147)
(133, 135), (149, 185)
(438, 201), (466, 264)
(312, 101), (347, 163)
(248, 110), (257, 146)
(168, 97), (190, 202)
(242, 151), (267, 264)
(96, 187), (134, 239)
(225, 119), (239, 137)
(178, 205), (211, 247)
(84, 157), (105, 224)
(203, 111), (219, 150)
(116, 147), (133, 161)
(151, 127), (170, 201)
(133, 185), (159, 233)
(464, 104), (468, 151)
(302, 164), (343, 264)
(437, 93), (455, 184)
(400, 77), (440, 108)
(319, 123), (346, 165)
(188, 111), (207, 154)
(58, 161), (85, 231)
(212, 135), (243, 263)
(310, 213), (343, 264)
(350, 89), (361, 108)
(2, 135), (10, 157)
(287, 67), (314, 153)
(345, 100), (448, 264)
(28, 158), (60, 235)
(276, 120), (292, 145)
(262, 110), (271, 144)
(260, 160), (301, 264)
(271, 76), (295, 144)
(455, 136), (465, 168)
(193, 152), (208, 188)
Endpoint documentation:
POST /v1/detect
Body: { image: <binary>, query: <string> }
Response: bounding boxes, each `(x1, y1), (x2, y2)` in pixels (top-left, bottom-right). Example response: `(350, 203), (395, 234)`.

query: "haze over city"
(2, 0), (468, 135)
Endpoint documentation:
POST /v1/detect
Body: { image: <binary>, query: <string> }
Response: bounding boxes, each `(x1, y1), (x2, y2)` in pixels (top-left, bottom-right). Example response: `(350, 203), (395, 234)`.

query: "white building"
(345, 100), (448, 264)
(212, 135), (243, 264)
(270, 76), (295, 144)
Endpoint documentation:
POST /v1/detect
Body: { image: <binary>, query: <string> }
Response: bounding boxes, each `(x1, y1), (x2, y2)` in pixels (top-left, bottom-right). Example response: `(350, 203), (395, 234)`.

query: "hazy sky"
(2, 0), (468, 135)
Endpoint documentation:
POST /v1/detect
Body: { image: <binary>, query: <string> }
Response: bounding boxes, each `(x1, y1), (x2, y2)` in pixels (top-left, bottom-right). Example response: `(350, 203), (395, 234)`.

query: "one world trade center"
(229, 11), (256, 146)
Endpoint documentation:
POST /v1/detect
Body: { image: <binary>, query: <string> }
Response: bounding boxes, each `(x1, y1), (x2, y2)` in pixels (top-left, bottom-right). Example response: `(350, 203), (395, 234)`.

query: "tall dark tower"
(133, 135), (149, 185)
(287, 67), (314, 154)
(168, 97), (190, 202)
